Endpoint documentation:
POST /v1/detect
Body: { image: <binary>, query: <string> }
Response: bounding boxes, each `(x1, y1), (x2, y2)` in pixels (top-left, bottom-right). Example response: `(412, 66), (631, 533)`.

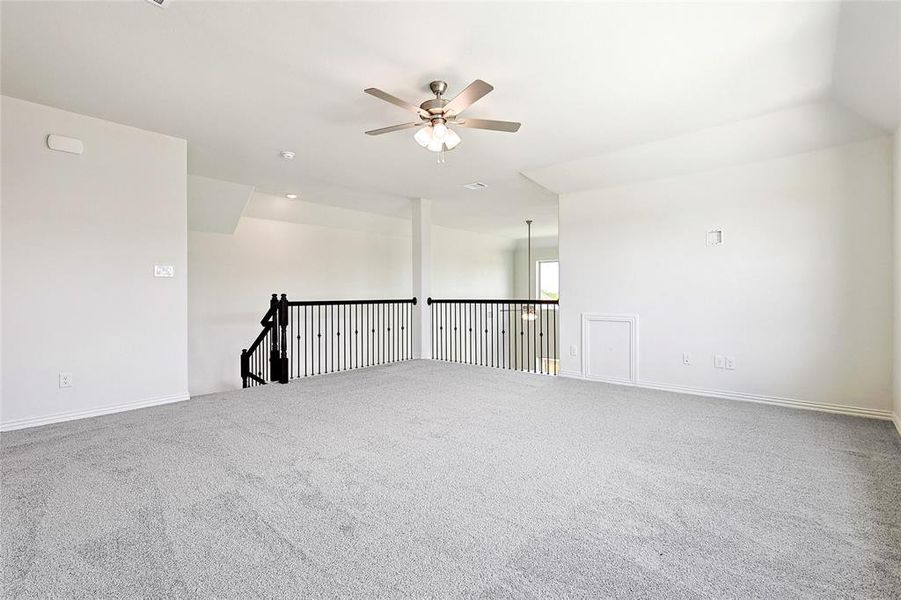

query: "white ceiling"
(2, 1), (896, 239)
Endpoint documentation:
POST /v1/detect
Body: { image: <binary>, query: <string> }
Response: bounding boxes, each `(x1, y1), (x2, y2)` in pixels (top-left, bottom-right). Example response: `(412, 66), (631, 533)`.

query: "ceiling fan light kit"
(364, 79), (521, 163)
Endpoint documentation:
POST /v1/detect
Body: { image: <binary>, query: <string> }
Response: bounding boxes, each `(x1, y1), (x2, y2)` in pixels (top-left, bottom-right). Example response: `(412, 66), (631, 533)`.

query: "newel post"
(278, 294), (289, 383)
(240, 349), (249, 388)
(269, 293), (280, 382)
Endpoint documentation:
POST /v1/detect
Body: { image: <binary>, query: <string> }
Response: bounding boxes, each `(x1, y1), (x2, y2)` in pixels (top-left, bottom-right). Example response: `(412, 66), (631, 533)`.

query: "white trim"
(0, 392), (191, 432)
(559, 370), (893, 421)
(580, 313), (638, 385)
(893, 413), (901, 437)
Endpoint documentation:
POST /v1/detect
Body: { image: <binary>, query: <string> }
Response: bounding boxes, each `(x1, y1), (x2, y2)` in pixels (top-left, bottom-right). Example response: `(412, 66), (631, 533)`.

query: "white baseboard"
(893, 413), (901, 437)
(0, 392), (191, 432)
(559, 370), (894, 421)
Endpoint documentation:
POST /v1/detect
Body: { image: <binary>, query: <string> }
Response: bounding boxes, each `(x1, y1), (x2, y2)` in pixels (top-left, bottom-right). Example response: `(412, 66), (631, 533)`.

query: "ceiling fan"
(364, 80), (521, 162)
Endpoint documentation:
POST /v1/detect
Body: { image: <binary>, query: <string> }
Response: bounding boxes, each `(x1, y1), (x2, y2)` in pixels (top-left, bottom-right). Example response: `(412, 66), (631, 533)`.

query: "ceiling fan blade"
(364, 88), (429, 118)
(452, 118), (521, 133)
(443, 80), (494, 116)
(365, 122), (422, 136)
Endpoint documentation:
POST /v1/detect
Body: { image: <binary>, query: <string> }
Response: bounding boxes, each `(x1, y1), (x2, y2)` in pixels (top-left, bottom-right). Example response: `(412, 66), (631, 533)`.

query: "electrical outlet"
(570, 345), (578, 357)
(59, 372), (73, 388)
(682, 352), (692, 365)
(714, 355), (726, 369)
(725, 356), (736, 370)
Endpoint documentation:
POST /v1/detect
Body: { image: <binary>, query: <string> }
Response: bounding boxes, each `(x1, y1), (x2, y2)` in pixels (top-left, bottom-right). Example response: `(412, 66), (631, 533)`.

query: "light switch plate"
(714, 355), (726, 369)
(154, 265), (174, 278)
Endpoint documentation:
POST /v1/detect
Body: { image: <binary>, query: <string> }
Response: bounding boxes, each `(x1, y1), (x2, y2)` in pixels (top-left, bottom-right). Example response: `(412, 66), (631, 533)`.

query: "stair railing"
(242, 294), (418, 388)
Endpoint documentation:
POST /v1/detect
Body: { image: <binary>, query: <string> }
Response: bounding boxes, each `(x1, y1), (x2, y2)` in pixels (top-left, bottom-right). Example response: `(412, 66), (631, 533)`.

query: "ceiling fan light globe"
(426, 137), (445, 152)
(432, 122), (448, 140)
(443, 129), (461, 150)
(413, 126), (432, 148)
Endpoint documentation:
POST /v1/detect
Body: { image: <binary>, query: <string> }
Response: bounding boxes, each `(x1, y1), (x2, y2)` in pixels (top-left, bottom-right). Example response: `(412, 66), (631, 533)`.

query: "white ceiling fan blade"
(452, 118), (521, 133)
(364, 88), (430, 118)
(365, 122), (422, 136)
(443, 80), (494, 116)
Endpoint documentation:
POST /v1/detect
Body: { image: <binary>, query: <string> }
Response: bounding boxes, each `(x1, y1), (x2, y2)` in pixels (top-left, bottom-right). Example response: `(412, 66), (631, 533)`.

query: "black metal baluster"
(538, 305), (543, 373)
(451, 303), (455, 362)
(553, 304), (560, 375)
(474, 302), (478, 365)
(511, 303), (515, 370)
(529, 303), (534, 372)
(313, 304), (317, 375)
(518, 304), (523, 372)
(290, 306), (294, 380)
(456, 301), (460, 362)
(482, 302), (487, 366)
(483, 302), (488, 367)
(472, 302), (476, 365)
(475, 302), (480, 365)
(490, 303), (495, 368)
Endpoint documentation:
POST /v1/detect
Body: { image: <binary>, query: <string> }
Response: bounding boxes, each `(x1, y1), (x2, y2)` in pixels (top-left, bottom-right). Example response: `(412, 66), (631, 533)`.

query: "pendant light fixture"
(522, 219), (538, 322)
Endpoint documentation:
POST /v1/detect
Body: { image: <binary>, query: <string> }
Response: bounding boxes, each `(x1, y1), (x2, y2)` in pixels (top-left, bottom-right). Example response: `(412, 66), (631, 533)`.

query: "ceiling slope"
(522, 100), (885, 195)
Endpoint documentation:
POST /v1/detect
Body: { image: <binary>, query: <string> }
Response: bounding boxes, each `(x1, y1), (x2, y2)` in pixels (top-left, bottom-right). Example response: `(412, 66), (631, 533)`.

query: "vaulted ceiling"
(2, 1), (897, 239)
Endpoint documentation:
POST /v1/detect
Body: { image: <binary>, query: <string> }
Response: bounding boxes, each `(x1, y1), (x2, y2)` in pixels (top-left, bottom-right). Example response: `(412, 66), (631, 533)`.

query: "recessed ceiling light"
(464, 182), (488, 190)
(285, 194), (298, 199)
(280, 150), (295, 160)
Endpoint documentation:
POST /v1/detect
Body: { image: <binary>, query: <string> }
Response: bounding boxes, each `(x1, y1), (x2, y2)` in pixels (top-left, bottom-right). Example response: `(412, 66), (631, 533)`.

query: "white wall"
(431, 225), (515, 298)
(894, 128), (901, 423)
(188, 196), (516, 395)
(513, 237), (559, 299)
(1, 96), (188, 429)
(560, 138), (893, 414)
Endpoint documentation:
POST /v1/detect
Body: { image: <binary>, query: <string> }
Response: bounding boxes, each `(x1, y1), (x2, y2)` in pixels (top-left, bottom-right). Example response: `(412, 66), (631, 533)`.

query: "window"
(537, 260), (559, 301)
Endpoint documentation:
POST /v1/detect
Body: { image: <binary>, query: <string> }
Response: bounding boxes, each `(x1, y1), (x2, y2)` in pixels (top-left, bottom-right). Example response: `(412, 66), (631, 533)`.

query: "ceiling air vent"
(464, 182), (488, 190)
(144, 0), (169, 7)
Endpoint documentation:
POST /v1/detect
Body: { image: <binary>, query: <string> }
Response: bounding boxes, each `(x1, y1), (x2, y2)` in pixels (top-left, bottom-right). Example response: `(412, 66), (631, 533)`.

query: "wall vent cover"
(464, 182), (488, 190)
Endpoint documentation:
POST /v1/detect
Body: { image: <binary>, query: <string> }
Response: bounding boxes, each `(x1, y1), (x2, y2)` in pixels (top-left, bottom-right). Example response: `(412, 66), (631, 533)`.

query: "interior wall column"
(412, 198), (431, 359)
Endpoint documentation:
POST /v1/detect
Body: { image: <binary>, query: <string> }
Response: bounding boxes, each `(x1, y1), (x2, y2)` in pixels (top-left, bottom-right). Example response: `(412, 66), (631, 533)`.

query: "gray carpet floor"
(2, 360), (900, 599)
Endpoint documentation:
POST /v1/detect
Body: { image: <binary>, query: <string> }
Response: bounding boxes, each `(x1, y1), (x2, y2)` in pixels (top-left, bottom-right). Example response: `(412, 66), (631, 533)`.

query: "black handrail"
(289, 298), (417, 307)
(428, 298), (558, 305)
(242, 294), (417, 388)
